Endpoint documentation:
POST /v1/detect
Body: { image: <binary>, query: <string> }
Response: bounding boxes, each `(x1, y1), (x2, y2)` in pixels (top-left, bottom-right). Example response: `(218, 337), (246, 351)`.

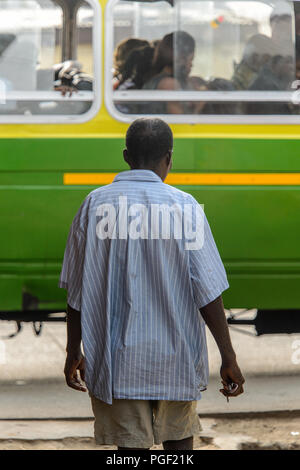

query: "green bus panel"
(0, 137), (300, 312)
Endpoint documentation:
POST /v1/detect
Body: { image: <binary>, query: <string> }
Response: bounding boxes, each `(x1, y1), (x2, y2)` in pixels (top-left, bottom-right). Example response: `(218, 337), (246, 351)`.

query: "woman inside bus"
(142, 31), (207, 115)
(113, 38), (150, 90)
(117, 44), (155, 91)
(114, 44), (156, 114)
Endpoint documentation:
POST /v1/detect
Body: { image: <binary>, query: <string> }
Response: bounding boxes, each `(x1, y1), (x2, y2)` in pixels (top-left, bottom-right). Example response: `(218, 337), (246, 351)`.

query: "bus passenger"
(113, 38), (150, 90)
(54, 60), (93, 97)
(247, 55), (293, 114)
(143, 31), (207, 115)
(118, 45), (155, 91)
(115, 45), (156, 114)
(249, 55), (294, 92)
(231, 34), (277, 91)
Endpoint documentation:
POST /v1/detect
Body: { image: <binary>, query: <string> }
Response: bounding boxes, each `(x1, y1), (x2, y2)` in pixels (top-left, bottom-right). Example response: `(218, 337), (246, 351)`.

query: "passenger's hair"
(151, 39), (161, 50)
(270, 3), (291, 23)
(205, 78), (237, 114)
(242, 34), (277, 61)
(113, 38), (150, 77)
(152, 31), (195, 75)
(271, 55), (285, 67)
(120, 45), (155, 89)
(126, 118), (173, 167)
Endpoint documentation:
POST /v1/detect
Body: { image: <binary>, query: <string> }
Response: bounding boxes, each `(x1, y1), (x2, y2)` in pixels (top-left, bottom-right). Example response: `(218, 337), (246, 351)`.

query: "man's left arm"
(200, 295), (245, 398)
(188, 203), (245, 396)
(64, 303), (86, 392)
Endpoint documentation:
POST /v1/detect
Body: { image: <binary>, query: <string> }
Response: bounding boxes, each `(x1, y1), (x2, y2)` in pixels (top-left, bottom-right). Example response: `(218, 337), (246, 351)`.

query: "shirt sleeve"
(188, 202), (229, 309)
(58, 195), (91, 311)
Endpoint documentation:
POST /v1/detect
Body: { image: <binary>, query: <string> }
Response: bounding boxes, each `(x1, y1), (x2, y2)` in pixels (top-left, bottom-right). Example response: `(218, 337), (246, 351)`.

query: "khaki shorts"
(90, 396), (202, 448)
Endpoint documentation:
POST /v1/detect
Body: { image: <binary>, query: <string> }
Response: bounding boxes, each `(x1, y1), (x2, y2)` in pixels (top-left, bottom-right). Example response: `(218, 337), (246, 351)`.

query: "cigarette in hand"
(224, 382), (238, 402)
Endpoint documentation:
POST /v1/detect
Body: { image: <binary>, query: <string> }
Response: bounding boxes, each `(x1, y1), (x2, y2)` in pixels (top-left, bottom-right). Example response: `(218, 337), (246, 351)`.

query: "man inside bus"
(231, 34), (277, 91)
(247, 53), (294, 115)
(60, 117), (245, 451)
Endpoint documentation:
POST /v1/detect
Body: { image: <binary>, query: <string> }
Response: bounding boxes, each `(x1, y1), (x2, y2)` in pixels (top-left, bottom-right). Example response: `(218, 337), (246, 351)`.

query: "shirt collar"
(113, 170), (163, 183)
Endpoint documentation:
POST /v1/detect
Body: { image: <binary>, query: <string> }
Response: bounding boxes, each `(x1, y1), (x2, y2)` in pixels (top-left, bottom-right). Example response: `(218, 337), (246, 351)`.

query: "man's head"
(124, 118), (173, 180)
(242, 34), (277, 71)
(153, 31), (195, 81)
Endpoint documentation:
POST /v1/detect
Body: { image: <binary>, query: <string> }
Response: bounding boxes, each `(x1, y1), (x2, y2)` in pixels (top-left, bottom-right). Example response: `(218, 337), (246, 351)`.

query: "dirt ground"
(1, 414), (299, 450)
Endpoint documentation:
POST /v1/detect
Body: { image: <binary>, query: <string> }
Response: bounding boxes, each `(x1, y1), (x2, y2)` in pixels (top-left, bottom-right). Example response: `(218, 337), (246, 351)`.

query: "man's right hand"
(219, 358), (245, 398)
(64, 351), (87, 392)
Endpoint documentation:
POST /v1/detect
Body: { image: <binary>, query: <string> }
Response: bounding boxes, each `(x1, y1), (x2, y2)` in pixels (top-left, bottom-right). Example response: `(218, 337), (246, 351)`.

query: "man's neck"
(130, 166), (164, 181)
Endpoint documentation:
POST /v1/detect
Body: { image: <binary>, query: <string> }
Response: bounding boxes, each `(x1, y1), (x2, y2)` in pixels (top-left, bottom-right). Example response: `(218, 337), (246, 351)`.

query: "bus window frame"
(105, 0), (300, 125)
(0, 0), (101, 124)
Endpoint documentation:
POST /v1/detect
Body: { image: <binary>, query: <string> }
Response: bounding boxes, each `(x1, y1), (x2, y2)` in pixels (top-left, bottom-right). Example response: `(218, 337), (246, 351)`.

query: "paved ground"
(0, 375), (300, 420)
(0, 414), (299, 450)
(1, 315), (300, 381)
(0, 317), (299, 418)
(0, 316), (299, 450)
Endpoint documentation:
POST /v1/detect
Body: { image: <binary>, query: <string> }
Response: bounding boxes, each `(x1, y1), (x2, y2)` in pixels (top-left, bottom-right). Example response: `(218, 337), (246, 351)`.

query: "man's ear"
(123, 149), (129, 164)
(166, 151), (173, 171)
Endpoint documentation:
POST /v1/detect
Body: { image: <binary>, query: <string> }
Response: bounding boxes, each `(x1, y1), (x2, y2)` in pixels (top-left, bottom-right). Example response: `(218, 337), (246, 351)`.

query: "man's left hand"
(220, 359), (245, 398)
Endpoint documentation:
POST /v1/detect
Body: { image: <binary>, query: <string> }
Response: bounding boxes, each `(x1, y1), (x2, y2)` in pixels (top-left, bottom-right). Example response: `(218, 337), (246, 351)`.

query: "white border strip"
(3, 91), (94, 101)
(105, 0), (300, 125)
(0, 0), (101, 124)
(113, 90), (299, 103)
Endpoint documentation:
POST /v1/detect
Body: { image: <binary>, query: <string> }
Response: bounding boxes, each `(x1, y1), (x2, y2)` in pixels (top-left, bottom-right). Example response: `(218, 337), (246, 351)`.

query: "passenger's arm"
(64, 304), (86, 392)
(200, 295), (245, 397)
(188, 76), (207, 114)
(55, 85), (77, 97)
(157, 77), (185, 114)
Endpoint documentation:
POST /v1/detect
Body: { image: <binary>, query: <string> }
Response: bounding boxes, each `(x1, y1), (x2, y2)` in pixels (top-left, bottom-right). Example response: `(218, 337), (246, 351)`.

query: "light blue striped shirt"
(59, 170), (229, 404)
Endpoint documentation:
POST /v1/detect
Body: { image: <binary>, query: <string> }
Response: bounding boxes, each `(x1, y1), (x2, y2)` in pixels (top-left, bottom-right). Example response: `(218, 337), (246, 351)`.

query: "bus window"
(76, 2), (94, 78)
(106, 0), (300, 124)
(0, 0), (100, 123)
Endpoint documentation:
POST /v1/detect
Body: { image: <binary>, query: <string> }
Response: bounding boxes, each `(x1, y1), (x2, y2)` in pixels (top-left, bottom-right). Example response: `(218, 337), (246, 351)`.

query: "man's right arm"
(200, 295), (245, 398)
(64, 304), (86, 392)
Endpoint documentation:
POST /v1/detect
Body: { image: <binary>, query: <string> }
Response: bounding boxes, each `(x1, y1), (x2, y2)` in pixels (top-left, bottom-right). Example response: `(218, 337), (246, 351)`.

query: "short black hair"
(126, 118), (173, 167)
(153, 31), (195, 75)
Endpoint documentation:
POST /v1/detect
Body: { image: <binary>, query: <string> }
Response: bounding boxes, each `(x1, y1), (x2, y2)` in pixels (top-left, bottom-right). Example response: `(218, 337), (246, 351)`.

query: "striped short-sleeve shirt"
(59, 170), (229, 404)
